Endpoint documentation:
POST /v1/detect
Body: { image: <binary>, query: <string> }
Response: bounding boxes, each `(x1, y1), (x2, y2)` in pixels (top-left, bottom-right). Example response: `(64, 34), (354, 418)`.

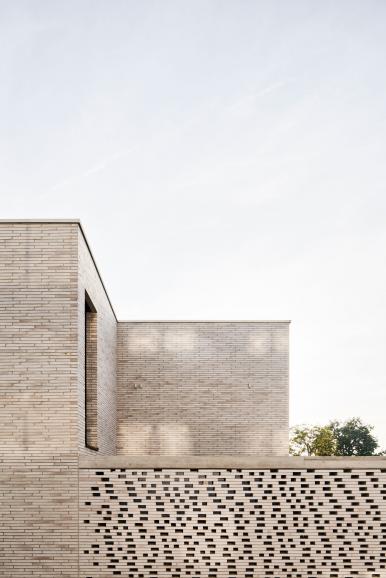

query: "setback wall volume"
(117, 321), (289, 456)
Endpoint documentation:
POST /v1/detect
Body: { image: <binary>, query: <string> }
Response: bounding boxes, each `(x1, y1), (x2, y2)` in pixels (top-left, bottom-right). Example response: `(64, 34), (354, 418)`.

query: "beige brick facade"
(0, 221), (117, 577)
(0, 222), (78, 454)
(0, 222), (80, 576)
(4, 220), (382, 577)
(117, 321), (289, 456)
(1, 454), (79, 577)
(77, 231), (117, 456)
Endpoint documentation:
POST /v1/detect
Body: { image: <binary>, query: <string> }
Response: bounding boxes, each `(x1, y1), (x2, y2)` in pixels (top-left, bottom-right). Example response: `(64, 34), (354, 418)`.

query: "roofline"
(0, 221), (291, 326)
(77, 222), (118, 321)
(79, 454), (386, 470)
(118, 320), (291, 323)
(0, 219), (82, 223)
(0, 219), (118, 322)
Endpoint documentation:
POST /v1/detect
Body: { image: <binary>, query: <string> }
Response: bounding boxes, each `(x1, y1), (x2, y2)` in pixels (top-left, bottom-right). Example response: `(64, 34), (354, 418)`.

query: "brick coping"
(79, 455), (386, 469)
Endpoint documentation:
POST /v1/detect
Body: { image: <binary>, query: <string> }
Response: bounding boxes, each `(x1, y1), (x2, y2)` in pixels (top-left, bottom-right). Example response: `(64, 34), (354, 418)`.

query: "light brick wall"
(79, 466), (386, 578)
(78, 232), (117, 455)
(0, 222), (118, 577)
(0, 223), (78, 453)
(116, 321), (289, 456)
(1, 454), (79, 577)
(0, 222), (79, 577)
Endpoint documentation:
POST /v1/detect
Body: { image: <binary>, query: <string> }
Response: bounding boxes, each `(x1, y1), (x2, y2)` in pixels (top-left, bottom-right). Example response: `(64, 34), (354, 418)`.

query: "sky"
(1, 1), (386, 447)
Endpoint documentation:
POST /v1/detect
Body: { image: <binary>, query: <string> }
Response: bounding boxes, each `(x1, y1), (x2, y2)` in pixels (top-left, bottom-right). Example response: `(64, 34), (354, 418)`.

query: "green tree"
(290, 424), (336, 456)
(330, 417), (380, 456)
(289, 418), (382, 456)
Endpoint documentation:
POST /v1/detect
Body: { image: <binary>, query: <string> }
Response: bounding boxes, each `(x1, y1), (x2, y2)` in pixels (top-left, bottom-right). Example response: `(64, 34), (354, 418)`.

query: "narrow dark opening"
(85, 291), (98, 451)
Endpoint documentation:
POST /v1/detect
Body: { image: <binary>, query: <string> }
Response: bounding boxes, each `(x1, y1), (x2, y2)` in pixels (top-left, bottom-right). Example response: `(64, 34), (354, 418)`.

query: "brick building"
(1, 219), (385, 577)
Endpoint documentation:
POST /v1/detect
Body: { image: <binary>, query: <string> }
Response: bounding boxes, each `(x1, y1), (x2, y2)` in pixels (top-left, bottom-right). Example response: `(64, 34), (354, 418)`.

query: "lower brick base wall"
(0, 453), (79, 577)
(79, 467), (386, 578)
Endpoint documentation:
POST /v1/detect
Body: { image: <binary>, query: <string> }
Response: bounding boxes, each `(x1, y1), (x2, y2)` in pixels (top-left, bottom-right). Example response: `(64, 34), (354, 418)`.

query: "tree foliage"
(289, 418), (382, 456)
(330, 418), (379, 456)
(290, 425), (336, 456)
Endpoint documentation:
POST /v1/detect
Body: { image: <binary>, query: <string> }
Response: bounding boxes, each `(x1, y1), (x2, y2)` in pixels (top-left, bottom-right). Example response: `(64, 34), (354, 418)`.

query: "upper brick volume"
(0, 219), (289, 458)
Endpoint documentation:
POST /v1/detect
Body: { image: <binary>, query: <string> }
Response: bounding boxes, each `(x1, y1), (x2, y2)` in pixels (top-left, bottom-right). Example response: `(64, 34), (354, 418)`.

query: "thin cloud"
(50, 145), (138, 192)
(226, 80), (292, 113)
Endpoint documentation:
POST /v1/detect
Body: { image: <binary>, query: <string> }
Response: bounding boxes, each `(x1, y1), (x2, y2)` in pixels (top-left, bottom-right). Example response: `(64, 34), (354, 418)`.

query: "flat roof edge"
(118, 320), (291, 323)
(79, 455), (386, 470)
(77, 222), (118, 322)
(0, 218), (81, 223)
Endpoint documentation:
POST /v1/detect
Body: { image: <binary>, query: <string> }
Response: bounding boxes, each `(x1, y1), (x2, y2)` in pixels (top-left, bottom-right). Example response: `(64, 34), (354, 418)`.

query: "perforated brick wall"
(117, 322), (289, 456)
(79, 467), (386, 578)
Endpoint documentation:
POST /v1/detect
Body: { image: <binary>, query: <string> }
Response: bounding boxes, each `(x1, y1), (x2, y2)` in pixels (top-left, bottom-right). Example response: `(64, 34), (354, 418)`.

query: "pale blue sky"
(2, 1), (386, 447)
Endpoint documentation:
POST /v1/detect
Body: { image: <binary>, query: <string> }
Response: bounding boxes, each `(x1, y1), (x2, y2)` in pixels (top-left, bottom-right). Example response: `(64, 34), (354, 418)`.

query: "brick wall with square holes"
(79, 466), (386, 578)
